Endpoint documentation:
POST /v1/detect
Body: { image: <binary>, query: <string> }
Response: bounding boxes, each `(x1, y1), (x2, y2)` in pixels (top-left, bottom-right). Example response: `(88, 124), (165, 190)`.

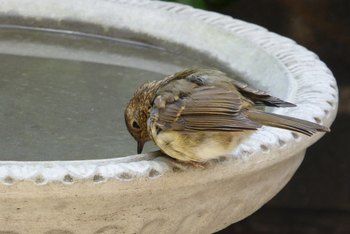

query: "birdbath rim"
(0, 0), (338, 185)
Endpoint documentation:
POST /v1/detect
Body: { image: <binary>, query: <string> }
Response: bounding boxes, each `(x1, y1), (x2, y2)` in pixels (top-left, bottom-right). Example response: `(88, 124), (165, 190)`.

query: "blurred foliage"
(163, 0), (232, 9)
(163, 0), (207, 9)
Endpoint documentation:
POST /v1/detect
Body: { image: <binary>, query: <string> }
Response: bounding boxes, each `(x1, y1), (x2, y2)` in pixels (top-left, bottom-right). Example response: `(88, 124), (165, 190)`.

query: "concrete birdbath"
(0, 0), (338, 233)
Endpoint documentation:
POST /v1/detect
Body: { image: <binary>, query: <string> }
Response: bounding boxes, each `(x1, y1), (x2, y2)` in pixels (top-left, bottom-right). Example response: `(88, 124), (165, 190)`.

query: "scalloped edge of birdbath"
(0, 0), (338, 233)
(0, 0), (337, 185)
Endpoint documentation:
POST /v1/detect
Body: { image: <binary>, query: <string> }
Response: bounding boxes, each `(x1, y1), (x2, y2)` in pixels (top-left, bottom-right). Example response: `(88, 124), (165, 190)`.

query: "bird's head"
(124, 81), (157, 154)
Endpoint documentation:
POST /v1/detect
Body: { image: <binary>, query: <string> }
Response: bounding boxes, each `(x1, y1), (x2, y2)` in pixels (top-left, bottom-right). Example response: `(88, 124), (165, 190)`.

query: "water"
(0, 26), (225, 161)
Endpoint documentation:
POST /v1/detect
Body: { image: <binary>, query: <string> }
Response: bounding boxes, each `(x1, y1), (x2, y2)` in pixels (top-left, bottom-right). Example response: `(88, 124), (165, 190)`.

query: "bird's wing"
(231, 79), (296, 107)
(150, 86), (261, 132)
(159, 68), (296, 108)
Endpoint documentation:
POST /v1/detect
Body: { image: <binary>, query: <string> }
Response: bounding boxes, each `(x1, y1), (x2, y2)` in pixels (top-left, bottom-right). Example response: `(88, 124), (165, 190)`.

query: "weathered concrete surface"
(0, 151), (304, 233)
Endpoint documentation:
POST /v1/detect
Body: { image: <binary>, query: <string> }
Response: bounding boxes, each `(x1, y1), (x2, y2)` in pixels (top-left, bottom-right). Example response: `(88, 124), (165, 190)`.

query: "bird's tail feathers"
(246, 110), (330, 136)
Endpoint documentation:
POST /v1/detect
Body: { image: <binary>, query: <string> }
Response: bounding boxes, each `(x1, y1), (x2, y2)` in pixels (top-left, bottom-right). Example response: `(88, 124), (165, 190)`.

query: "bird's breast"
(153, 130), (251, 162)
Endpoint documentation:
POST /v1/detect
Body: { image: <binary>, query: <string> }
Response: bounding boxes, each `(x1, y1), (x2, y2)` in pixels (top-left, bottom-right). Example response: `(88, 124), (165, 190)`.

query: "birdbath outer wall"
(0, 0), (338, 233)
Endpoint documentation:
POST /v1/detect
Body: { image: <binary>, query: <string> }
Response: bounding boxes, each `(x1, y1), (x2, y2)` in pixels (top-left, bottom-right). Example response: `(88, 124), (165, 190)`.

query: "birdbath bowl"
(0, 1), (338, 233)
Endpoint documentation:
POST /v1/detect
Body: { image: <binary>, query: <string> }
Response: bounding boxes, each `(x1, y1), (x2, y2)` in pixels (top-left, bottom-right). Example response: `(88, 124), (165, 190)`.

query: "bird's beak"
(137, 141), (145, 154)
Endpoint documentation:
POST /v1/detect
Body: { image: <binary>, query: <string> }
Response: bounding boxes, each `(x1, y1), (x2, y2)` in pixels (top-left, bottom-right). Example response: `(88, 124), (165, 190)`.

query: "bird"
(124, 68), (330, 164)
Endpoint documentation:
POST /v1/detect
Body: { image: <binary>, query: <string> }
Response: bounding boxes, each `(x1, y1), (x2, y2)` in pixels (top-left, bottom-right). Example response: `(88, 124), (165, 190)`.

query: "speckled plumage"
(125, 68), (329, 163)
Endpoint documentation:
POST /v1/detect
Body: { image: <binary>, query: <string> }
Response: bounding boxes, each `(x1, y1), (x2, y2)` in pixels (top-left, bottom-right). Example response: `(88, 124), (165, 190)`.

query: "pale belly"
(152, 130), (252, 162)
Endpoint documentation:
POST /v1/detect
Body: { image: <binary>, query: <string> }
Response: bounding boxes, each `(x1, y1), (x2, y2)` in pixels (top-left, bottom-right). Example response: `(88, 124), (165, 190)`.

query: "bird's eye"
(132, 121), (140, 129)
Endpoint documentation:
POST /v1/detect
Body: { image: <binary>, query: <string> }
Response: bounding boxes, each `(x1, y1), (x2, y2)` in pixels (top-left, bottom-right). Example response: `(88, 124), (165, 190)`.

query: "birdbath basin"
(0, 0), (338, 233)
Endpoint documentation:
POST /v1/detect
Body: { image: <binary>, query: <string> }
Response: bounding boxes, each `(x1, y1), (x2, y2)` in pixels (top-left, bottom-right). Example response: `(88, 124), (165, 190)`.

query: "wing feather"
(154, 86), (261, 132)
(231, 79), (296, 107)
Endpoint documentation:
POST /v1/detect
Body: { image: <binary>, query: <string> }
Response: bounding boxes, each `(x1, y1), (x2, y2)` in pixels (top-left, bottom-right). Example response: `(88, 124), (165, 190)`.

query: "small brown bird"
(125, 68), (329, 163)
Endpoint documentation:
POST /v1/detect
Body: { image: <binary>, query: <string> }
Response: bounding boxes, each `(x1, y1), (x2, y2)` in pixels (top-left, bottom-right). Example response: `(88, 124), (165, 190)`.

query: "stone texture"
(0, 0), (338, 233)
(0, 151), (304, 233)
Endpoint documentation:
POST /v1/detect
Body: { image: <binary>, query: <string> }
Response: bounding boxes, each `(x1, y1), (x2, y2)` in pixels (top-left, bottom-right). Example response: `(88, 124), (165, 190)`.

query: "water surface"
(0, 26), (224, 161)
